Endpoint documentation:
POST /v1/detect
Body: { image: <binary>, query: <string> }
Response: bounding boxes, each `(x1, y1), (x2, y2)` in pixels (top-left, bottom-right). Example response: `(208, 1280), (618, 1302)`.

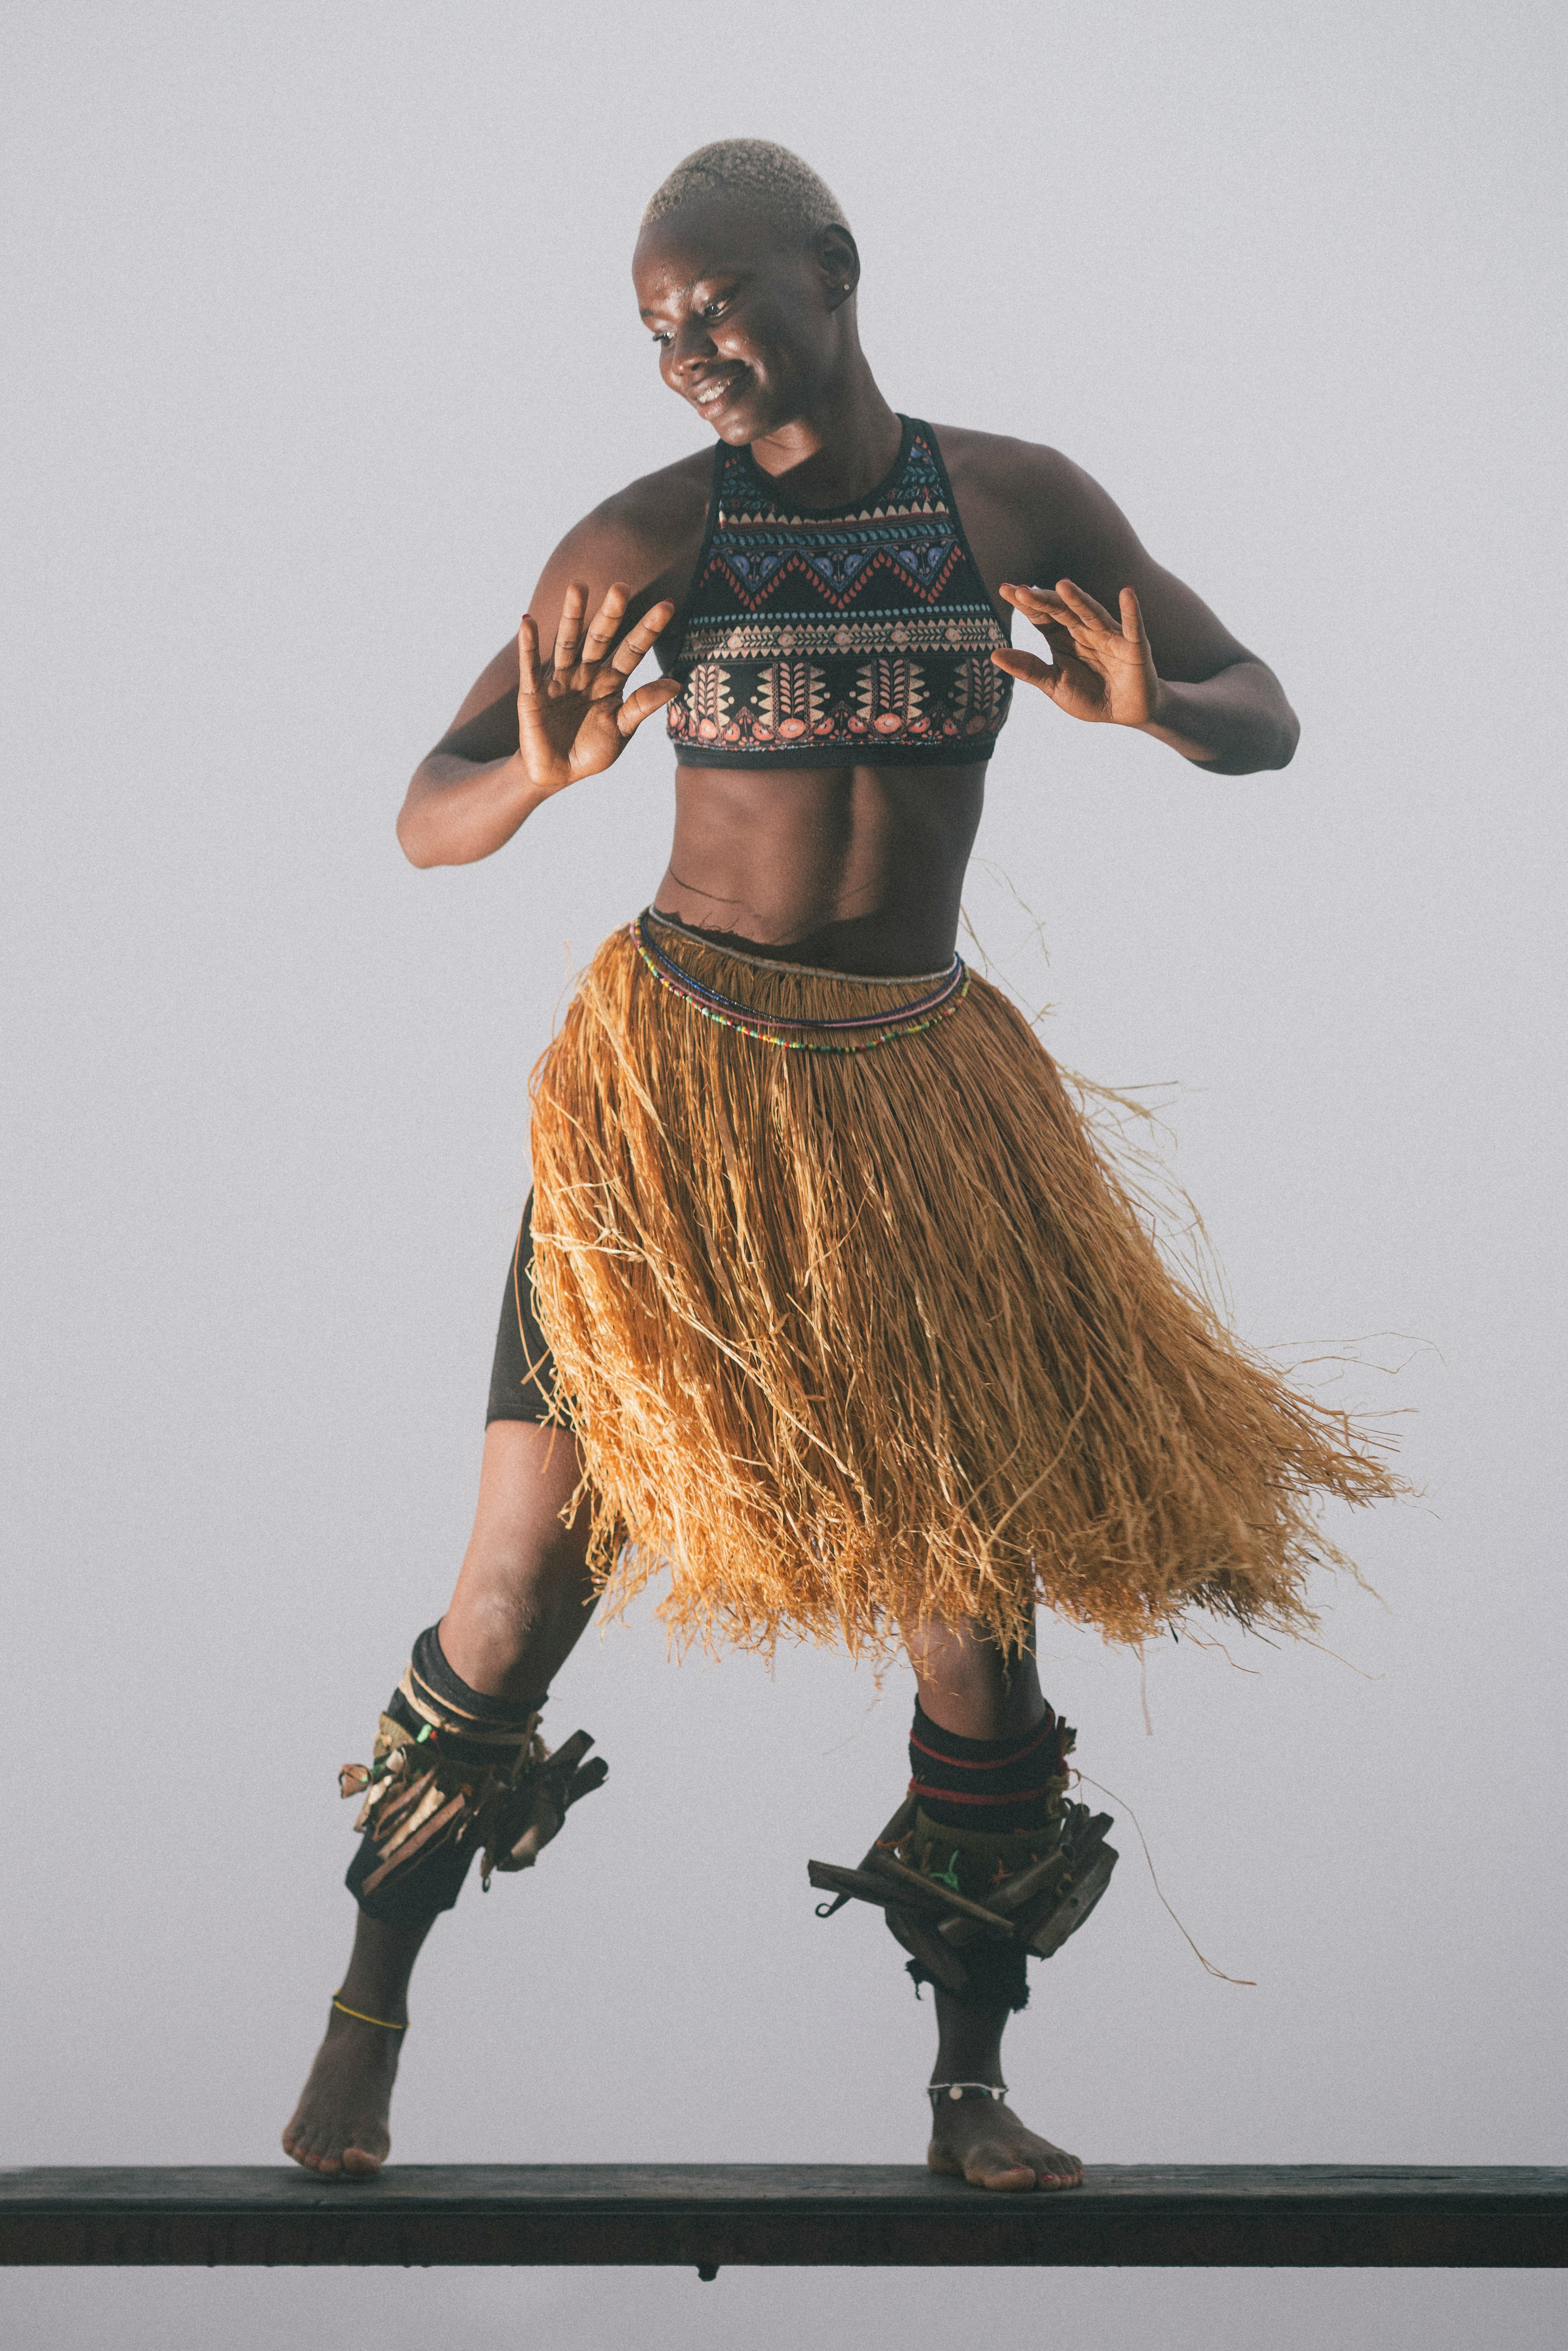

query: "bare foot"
(926, 2092), (1084, 2192)
(282, 2006), (404, 2177)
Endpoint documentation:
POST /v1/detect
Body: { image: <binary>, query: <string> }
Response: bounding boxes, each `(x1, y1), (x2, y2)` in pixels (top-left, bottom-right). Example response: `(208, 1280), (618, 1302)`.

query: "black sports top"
(660, 415), (1013, 767)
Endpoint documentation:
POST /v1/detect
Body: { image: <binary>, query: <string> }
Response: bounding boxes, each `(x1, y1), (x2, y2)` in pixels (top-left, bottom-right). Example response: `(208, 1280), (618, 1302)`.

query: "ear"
(814, 224), (861, 309)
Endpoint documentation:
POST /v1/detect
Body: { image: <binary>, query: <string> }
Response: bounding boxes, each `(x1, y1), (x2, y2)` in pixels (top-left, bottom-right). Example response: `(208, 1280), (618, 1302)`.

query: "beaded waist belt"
(630, 913), (970, 1054)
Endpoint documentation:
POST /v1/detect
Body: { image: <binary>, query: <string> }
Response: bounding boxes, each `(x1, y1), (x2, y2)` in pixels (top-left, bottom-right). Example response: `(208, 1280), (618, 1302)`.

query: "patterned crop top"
(660, 415), (1013, 768)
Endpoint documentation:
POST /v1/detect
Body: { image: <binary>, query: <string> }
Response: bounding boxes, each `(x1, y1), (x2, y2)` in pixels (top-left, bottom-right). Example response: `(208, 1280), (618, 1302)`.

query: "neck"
(746, 343), (902, 505)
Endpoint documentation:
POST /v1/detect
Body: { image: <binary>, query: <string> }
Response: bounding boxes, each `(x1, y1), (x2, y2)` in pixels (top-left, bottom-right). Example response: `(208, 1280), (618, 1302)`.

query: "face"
(633, 200), (858, 445)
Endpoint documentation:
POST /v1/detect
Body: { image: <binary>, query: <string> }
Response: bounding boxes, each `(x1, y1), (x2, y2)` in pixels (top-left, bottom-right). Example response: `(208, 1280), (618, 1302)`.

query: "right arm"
(395, 637), (540, 871)
(394, 582), (677, 870)
(396, 460), (709, 869)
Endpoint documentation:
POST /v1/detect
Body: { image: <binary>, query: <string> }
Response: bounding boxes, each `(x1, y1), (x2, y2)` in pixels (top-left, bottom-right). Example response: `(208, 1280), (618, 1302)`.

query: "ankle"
(329, 1988), (410, 2035)
(928, 2079), (1008, 2114)
(331, 1913), (429, 2036)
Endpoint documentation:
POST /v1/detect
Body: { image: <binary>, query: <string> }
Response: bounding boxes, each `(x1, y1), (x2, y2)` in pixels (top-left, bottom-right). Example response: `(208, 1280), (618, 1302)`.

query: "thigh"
(486, 1192), (571, 1428)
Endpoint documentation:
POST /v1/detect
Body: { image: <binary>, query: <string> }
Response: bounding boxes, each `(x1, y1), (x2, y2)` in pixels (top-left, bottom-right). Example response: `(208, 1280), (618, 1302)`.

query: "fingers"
(580, 581), (631, 665)
(991, 645), (1061, 697)
(1000, 582), (1070, 630)
(1001, 579), (1122, 637)
(517, 613), (545, 694)
(617, 678), (682, 739)
(1001, 580), (1066, 614)
(1119, 585), (1146, 643)
(552, 583), (588, 675)
(1052, 577), (1119, 632)
(549, 584), (675, 685)
(609, 597), (677, 677)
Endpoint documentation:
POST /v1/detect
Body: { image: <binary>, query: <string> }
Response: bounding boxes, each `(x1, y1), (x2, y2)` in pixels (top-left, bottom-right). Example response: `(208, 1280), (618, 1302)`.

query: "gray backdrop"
(3, 2), (1563, 2345)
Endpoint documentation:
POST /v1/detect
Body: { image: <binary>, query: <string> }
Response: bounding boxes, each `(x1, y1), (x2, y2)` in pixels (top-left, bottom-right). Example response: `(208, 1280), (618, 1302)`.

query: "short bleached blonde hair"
(641, 139), (850, 245)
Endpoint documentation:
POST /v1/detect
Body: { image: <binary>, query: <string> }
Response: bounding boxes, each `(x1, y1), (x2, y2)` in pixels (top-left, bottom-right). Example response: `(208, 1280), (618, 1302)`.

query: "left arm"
(992, 453), (1299, 776)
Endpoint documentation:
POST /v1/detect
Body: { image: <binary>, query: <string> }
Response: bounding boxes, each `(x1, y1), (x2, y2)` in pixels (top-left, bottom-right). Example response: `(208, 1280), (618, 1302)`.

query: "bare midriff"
(653, 760), (989, 976)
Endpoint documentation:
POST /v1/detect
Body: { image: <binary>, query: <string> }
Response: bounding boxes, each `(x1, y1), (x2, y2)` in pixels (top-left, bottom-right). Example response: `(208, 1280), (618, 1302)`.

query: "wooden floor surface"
(3, 2164), (1564, 2271)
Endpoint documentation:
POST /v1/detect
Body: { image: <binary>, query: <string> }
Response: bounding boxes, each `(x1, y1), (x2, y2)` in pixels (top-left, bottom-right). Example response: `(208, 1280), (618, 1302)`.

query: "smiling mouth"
(691, 369), (747, 414)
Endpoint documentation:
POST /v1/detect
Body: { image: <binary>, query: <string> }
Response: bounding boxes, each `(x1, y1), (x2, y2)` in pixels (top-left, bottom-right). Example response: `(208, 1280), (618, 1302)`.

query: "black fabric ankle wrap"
(907, 1699), (1065, 1835)
(345, 1626), (547, 1927)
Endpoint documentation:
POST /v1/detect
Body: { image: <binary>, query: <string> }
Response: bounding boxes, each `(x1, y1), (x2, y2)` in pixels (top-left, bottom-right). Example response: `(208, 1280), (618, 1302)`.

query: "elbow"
(1231, 662), (1299, 774)
(396, 812), (433, 868)
(1268, 704), (1301, 772)
(1260, 710), (1297, 776)
(396, 786), (445, 869)
(1231, 693), (1299, 776)
(1260, 666), (1301, 771)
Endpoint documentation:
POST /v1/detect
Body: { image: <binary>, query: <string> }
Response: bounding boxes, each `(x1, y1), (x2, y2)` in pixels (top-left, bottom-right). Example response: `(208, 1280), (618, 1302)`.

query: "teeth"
(696, 378), (736, 406)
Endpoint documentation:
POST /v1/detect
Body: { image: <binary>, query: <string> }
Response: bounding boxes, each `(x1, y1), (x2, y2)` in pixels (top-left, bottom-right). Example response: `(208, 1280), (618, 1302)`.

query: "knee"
(455, 1538), (595, 1642)
(910, 1619), (1043, 1743)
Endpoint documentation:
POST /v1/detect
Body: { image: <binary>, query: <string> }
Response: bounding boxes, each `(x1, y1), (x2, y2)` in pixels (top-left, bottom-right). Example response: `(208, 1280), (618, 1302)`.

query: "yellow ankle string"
(331, 1994), (409, 2032)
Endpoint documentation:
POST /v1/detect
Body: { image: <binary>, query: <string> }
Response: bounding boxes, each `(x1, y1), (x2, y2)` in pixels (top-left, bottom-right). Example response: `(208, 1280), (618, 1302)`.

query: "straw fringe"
(528, 925), (1399, 1660)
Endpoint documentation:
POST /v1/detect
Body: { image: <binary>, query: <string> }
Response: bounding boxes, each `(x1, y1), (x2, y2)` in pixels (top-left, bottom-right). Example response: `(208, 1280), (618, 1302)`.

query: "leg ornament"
(340, 1625), (607, 1925)
(808, 1704), (1117, 2010)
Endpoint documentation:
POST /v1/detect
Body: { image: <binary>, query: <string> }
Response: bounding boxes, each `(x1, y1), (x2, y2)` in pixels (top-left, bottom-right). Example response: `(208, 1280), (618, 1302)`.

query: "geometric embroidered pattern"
(661, 417), (1013, 768)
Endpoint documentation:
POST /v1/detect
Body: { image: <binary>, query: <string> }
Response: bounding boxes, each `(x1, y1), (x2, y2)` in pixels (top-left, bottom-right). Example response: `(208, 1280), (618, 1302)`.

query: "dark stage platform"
(3, 2165), (1564, 2274)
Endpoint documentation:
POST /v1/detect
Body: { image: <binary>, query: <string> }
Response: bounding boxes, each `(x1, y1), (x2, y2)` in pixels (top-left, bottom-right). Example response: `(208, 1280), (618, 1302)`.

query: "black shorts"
(484, 1192), (569, 1427)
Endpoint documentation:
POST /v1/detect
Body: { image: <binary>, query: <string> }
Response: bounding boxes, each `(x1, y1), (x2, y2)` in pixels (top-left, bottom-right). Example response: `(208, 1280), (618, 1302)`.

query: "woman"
(284, 140), (1393, 2192)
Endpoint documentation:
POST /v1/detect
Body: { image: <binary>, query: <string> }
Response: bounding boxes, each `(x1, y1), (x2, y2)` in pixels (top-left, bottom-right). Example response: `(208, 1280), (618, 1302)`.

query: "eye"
(701, 298), (729, 320)
(649, 331), (672, 348)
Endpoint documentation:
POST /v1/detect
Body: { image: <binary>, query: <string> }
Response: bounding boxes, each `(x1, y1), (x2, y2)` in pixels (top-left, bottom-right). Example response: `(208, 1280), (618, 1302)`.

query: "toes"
(930, 2120), (1084, 2196)
(282, 2128), (321, 2173)
(970, 2160), (1038, 2193)
(288, 2137), (387, 2179)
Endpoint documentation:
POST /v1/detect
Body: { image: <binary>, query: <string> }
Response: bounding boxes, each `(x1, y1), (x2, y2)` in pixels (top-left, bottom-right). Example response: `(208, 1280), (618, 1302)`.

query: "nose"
(667, 314), (718, 376)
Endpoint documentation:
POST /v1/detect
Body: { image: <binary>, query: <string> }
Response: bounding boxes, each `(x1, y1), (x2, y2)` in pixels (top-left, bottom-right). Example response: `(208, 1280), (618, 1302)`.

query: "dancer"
(284, 140), (1393, 2191)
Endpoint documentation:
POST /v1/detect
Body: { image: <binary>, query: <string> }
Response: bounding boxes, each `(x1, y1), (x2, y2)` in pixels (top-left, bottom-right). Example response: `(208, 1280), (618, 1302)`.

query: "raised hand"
(516, 583), (680, 796)
(993, 581), (1161, 730)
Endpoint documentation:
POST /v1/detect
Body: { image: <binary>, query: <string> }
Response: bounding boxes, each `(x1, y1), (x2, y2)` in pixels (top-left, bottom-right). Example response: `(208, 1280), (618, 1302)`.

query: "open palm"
(516, 582), (678, 795)
(993, 580), (1160, 729)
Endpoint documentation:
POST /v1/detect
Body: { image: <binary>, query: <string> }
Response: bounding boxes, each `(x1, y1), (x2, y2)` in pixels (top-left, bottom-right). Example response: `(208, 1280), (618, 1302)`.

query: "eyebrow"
(638, 269), (745, 321)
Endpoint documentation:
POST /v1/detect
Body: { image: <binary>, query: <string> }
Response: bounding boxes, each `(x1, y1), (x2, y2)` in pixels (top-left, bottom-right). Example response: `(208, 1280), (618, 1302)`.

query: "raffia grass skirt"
(528, 915), (1397, 1659)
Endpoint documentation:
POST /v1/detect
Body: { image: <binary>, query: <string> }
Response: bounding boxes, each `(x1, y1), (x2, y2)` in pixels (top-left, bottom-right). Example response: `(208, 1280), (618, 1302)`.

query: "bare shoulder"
(931, 419), (1256, 677)
(930, 423), (1097, 524)
(927, 423), (1110, 598)
(554, 447), (713, 598)
(603, 444), (714, 527)
(443, 449), (712, 735)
